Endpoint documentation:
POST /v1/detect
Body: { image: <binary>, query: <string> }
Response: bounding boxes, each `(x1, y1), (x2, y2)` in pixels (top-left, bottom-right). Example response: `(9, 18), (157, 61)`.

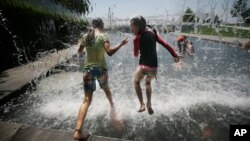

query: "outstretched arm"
(104, 38), (129, 56)
(78, 38), (85, 54)
(156, 35), (179, 62)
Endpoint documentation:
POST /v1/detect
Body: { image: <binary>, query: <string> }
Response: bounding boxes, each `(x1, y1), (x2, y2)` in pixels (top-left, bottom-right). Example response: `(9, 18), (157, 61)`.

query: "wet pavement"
(0, 121), (130, 141)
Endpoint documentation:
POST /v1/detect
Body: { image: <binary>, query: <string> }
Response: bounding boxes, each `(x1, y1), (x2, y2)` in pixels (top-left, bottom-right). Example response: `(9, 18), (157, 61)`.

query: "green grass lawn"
(184, 26), (250, 38)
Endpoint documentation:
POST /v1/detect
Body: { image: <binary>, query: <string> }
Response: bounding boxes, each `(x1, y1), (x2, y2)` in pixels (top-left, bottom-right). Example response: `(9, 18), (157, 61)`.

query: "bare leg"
(104, 86), (124, 131)
(74, 91), (93, 140)
(178, 42), (182, 53)
(103, 85), (124, 130)
(134, 68), (145, 112)
(103, 86), (114, 108)
(145, 75), (154, 115)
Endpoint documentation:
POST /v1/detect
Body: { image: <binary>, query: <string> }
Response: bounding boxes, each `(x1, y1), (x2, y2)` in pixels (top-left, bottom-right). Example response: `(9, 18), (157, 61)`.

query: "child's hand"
(78, 48), (85, 54)
(121, 37), (129, 46)
(78, 48), (82, 53)
(174, 57), (180, 63)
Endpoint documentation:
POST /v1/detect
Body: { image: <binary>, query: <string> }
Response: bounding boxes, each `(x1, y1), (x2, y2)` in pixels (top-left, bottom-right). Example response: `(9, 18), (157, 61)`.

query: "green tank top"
(81, 32), (109, 69)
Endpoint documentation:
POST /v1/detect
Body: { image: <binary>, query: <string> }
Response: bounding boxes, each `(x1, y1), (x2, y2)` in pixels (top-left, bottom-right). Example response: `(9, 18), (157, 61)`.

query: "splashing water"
(0, 32), (250, 141)
(0, 10), (25, 64)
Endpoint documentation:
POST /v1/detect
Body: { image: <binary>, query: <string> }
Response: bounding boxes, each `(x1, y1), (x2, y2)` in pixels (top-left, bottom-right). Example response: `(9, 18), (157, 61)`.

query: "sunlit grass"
(184, 25), (250, 38)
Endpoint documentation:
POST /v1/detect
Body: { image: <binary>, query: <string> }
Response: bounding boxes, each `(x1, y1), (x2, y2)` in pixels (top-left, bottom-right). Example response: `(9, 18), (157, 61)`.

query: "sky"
(86, 0), (250, 23)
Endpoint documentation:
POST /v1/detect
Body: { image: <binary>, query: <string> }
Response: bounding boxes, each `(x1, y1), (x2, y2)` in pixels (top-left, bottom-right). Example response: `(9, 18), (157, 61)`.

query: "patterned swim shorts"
(83, 66), (108, 92)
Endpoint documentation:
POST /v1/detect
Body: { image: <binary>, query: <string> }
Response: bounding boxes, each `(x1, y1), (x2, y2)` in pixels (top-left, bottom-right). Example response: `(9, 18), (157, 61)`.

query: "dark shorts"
(83, 67), (108, 92)
(177, 41), (182, 52)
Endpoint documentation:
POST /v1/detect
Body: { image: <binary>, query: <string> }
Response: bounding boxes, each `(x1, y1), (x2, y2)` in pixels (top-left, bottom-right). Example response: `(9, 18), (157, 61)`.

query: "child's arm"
(78, 43), (85, 53)
(104, 37), (129, 56)
(156, 35), (179, 62)
(78, 36), (86, 53)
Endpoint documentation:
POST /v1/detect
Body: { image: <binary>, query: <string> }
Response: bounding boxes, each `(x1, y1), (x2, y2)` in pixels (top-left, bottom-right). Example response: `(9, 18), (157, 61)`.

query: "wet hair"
(86, 18), (104, 46)
(130, 16), (146, 34)
(92, 18), (104, 29)
(146, 24), (157, 35)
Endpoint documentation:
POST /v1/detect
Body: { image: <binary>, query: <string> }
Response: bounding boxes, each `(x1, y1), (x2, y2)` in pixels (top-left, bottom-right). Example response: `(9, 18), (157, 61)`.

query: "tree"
(231, 0), (249, 24)
(183, 8), (195, 23)
(242, 8), (250, 24)
(53, 0), (91, 14)
(214, 15), (221, 24)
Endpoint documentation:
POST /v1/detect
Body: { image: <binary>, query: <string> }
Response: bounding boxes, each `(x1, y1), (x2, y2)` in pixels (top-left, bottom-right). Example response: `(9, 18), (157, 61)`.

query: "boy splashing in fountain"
(74, 18), (128, 141)
(130, 16), (179, 115)
(176, 35), (187, 54)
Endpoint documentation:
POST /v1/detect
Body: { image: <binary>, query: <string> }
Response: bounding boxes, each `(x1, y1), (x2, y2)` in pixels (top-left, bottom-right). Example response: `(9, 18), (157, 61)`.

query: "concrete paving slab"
(0, 121), (131, 141)
(0, 121), (23, 141)
(10, 125), (73, 141)
(0, 45), (78, 104)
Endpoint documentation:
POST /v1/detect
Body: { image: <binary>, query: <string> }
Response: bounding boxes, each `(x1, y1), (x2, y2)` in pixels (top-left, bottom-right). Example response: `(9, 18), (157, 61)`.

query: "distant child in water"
(242, 40), (250, 50)
(186, 41), (195, 55)
(176, 35), (187, 53)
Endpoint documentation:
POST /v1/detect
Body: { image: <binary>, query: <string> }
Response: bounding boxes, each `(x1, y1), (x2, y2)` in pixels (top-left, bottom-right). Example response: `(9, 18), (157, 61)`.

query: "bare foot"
(147, 103), (154, 115)
(73, 129), (90, 141)
(110, 108), (124, 131)
(138, 104), (145, 112)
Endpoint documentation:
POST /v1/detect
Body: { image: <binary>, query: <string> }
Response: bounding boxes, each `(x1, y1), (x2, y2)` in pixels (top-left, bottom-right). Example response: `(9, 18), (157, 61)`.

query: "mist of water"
(1, 32), (249, 141)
